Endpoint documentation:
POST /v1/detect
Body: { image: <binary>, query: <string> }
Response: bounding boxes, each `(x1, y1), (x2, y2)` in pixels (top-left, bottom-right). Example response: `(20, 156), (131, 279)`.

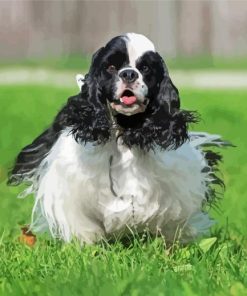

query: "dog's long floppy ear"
(70, 46), (111, 145)
(156, 72), (181, 113)
(75, 46), (105, 93)
(88, 47), (105, 76)
(152, 55), (198, 149)
(85, 46), (108, 108)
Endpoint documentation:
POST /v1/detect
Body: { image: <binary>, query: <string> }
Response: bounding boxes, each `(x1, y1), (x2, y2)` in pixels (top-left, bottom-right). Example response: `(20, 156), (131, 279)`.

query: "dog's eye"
(141, 65), (150, 73)
(107, 65), (116, 73)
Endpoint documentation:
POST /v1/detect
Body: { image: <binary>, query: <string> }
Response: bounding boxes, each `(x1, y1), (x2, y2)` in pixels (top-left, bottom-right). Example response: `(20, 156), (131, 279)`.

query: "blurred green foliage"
(1, 54), (247, 71)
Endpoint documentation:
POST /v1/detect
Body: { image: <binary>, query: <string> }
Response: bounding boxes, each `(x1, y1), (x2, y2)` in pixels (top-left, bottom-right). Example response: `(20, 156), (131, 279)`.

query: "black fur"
(203, 150), (224, 206)
(8, 128), (58, 185)
(116, 74), (198, 151)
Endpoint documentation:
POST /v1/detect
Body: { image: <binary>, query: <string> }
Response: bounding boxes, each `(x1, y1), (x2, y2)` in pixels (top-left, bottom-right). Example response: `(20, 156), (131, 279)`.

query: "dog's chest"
(75, 137), (205, 234)
(109, 141), (146, 197)
(90, 141), (160, 232)
(39, 132), (205, 237)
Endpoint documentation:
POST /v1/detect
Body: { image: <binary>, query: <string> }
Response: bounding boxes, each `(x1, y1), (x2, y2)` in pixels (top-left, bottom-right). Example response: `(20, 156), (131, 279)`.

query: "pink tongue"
(122, 96), (137, 105)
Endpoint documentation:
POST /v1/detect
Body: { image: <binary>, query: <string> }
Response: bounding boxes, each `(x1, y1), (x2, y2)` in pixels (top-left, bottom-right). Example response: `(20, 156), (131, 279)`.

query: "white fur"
(126, 33), (155, 67)
(76, 74), (85, 90)
(23, 129), (220, 244)
(112, 33), (154, 116)
(117, 67), (148, 101)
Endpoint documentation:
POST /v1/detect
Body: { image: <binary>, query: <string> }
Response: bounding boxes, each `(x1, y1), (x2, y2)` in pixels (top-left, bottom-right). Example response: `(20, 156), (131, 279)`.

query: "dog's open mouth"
(120, 89), (137, 106)
(110, 89), (148, 116)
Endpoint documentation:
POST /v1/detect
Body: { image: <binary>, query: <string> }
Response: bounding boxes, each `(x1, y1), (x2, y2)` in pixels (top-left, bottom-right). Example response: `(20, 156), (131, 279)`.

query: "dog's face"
(79, 33), (196, 150)
(88, 33), (166, 116)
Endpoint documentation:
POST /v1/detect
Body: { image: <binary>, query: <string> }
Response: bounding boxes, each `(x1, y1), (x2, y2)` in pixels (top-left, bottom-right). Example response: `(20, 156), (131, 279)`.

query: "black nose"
(119, 69), (139, 83)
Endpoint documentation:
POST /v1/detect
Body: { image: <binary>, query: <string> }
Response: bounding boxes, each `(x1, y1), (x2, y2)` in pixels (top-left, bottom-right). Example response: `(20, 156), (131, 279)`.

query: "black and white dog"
(8, 33), (228, 244)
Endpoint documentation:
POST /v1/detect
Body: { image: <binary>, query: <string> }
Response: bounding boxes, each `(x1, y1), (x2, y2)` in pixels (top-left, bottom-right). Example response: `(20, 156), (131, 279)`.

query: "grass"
(0, 85), (247, 295)
(1, 54), (247, 71)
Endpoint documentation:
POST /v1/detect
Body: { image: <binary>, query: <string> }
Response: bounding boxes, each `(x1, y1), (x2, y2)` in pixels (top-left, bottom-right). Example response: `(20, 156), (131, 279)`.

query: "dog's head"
(76, 33), (197, 150)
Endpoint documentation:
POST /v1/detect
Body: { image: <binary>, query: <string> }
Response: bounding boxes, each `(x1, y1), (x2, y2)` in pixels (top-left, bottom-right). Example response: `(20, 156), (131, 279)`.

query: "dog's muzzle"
(110, 89), (148, 116)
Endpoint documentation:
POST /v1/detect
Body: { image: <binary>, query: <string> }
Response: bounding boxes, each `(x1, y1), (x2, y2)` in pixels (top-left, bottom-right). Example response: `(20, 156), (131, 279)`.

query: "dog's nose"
(119, 69), (139, 83)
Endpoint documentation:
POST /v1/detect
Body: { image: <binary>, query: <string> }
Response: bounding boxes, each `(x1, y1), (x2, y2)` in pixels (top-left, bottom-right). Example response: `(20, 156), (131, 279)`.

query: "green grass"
(1, 54), (247, 71)
(0, 55), (91, 72)
(0, 85), (247, 295)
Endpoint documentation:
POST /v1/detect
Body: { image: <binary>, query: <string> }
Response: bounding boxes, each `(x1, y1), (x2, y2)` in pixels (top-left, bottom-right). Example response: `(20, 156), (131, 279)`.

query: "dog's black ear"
(88, 47), (105, 76)
(85, 46), (107, 107)
(151, 55), (198, 149)
(72, 46), (111, 144)
(156, 74), (180, 114)
(153, 54), (180, 113)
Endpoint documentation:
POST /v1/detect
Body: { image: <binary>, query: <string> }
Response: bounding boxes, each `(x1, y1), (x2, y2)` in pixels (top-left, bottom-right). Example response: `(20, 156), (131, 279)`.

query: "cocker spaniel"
(8, 33), (229, 244)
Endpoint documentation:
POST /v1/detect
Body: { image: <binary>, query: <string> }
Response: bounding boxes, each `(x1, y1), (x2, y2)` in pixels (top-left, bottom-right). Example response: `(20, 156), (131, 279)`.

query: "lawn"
(2, 54), (247, 71)
(0, 84), (246, 295)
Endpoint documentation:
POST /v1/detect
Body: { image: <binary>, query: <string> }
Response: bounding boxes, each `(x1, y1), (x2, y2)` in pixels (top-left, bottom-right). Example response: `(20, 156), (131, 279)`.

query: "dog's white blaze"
(26, 129), (217, 244)
(112, 33), (154, 116)
(126, 33), (155, 67)
(115, 72), (148, 103)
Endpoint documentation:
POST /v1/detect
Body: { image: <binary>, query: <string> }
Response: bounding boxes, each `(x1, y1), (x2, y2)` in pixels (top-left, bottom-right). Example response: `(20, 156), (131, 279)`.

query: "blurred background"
(0, 0), (247, 69)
